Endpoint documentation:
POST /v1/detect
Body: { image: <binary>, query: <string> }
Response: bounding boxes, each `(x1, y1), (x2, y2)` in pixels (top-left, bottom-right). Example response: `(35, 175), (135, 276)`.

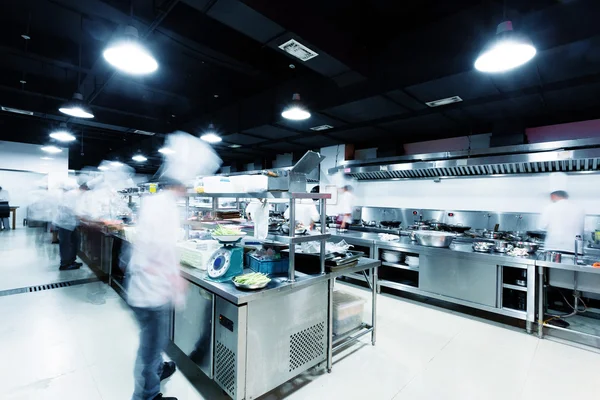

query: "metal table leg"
(537, 265), (545, 339)
(526, 264), (535, 334)
(327, 277), (334, 373)
(372, 266), (378, 346)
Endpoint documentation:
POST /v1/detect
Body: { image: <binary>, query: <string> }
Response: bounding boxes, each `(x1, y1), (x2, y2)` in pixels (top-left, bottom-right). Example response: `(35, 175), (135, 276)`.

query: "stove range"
(348, 224), (401, 235)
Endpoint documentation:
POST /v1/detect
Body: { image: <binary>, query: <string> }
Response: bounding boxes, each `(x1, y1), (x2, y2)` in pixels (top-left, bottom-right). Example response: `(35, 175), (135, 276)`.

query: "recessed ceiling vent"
(133, 129), (156, 136)
(425, 96), (463, 108)
(310, 124), (333, 131)
(1, 106), (34, 115)
(278, 39), (319, 61)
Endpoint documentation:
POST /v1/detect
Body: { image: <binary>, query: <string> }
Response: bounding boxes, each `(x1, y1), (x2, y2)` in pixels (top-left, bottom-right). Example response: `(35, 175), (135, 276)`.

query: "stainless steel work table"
(175, 258), (380, 400)
(536, 255), (600, 340)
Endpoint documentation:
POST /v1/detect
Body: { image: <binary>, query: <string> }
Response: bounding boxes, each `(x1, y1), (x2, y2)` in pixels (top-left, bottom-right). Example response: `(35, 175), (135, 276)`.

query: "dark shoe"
(74, 262), (83, 267)
(152, 394), (177, 400)
(51, 240), (59, 244)
(160, 361), (176, 381)
(59, 264), (81, 271)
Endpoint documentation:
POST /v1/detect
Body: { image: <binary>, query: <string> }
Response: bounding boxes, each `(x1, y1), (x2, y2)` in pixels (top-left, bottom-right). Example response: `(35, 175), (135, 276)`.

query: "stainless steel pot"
(493, 240), (514, 253)
(473, 241), (494, 253)
(414, 231), (456, 248)
(483, 231), (506, 240)
(514, 241), (540, 254)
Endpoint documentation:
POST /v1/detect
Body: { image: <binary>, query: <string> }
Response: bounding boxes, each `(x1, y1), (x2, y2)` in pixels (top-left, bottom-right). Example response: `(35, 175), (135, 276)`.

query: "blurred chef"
(284, 198), (320, 230)
(337, 185), (354, 229)
(539, 172), (585, 253)
(53, 180), (85, 270)
(127, 131), (221, 400)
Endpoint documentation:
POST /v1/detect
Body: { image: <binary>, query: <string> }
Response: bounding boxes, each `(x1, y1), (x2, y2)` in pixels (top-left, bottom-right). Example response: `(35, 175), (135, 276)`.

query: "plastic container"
(333, 290), (366, 336)
(177, 240), (220, 270)
(246, 253), (289, 275)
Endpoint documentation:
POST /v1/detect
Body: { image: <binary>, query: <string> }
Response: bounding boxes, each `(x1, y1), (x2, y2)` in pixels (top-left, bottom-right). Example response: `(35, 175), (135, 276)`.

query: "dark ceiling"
(1, 0), (600, 172)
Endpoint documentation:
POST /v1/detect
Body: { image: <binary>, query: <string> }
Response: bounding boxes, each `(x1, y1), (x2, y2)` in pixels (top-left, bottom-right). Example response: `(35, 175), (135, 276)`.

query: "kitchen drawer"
(419, 254), (498, 307)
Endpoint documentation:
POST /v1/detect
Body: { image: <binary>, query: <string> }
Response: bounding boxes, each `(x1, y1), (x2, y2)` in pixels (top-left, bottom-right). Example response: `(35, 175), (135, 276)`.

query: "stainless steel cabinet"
(174, 281), (215, 378)
(419, 254), (498, 307)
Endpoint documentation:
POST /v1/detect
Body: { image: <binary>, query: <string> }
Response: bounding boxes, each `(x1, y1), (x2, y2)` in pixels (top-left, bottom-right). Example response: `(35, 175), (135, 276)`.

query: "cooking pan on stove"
(380, 220), (401, 228)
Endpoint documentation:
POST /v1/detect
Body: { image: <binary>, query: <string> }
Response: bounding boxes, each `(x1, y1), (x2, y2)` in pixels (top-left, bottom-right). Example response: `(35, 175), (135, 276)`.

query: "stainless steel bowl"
(493, 240), (514, 253)
(414, 231), (456, 248)
(515, 241), (540, 254)
(472, 241), (494, 253)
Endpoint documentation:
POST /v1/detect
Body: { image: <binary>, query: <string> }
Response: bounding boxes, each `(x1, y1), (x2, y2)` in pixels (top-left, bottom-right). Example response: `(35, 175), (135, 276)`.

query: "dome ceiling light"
(281, 93), (311, 121)
(200, 123), (222, 143)
(103, 26), (158, 75)
(474, 20), (536, 73)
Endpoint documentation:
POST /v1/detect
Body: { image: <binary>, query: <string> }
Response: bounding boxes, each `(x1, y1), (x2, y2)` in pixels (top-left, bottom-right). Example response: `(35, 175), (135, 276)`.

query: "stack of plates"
(405, 255), (419, 267)
(381, 250), (402, 264)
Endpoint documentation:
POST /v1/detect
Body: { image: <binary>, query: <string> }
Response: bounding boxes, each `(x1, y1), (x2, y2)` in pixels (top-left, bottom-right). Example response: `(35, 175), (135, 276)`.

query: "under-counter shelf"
(381, 261), (419, 271)
(502, 283), (528, 292)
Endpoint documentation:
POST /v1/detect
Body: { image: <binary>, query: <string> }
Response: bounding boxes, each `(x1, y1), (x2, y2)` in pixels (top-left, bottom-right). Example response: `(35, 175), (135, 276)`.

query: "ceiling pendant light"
(158, 147), (175, 155)
(132, 153), (147, 162)
(103, 26), (158, 75)
(200, 123), (222, 143)
(474, 20), (536, 73)
(281, 93), (311, 120)
(41, 145), (63, 154)
(59, 16), (94, 118)
(49, 123), (76, 142)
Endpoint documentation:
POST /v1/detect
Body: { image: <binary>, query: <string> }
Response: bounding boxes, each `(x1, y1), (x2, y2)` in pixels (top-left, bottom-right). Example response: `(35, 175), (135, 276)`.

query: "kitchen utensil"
(414, 231), (456, 248)
(472, 241), (494, 253)
(527, 230), (546, 240)
(493, 240), (514, 253)
(515, 279), (526, 287)
(544, 251), (562, 263)
(207, 244), (244, 281)
(427, 220), (447, 231)
(514, 241), (540, 254)
(380, 220), (402, 228)
(482, 230), (506, 240)
(446, 224), (471, 233)
(506, 231), (527, 242)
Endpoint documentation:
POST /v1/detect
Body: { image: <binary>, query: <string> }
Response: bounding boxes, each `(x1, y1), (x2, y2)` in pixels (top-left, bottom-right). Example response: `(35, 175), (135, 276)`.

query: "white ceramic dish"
(212, 232), (247, 243)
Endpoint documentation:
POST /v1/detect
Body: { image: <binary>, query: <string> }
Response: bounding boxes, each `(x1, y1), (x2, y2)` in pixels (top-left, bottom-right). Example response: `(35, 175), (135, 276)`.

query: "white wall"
(353, 174), (600, 214)
(0, 140), (69, 207)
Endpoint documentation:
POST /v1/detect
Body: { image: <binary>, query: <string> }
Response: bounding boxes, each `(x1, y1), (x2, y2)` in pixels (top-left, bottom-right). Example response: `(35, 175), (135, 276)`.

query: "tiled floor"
(2, 227), (600, 399)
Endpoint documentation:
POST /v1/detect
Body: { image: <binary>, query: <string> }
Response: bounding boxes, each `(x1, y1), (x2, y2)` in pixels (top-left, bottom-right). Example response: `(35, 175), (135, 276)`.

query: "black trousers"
(58, 227), (80, 267)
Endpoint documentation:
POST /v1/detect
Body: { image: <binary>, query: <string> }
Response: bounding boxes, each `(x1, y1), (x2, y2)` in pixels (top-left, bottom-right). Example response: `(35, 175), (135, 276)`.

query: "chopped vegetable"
(593, 262), (600, 268)
(213, 225), (242, 236)
(233, 272), (271, 286)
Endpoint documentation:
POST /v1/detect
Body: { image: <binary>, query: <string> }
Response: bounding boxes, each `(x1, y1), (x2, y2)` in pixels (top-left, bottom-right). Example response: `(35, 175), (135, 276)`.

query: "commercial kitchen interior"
(2, 0), (600, 399)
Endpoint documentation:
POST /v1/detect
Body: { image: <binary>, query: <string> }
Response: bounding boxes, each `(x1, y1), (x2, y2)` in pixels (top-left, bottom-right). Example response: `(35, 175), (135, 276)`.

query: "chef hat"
(159, 131), (222, 183)
(549, 172), (569, 194)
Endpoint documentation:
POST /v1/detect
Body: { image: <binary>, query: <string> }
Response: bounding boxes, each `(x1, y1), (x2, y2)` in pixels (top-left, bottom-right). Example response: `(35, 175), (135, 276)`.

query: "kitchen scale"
(206, 238), (244, 282)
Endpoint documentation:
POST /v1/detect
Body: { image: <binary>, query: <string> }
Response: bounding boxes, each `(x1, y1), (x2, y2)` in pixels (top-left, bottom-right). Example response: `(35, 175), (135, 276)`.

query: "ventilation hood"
(329, 138), (600, 181)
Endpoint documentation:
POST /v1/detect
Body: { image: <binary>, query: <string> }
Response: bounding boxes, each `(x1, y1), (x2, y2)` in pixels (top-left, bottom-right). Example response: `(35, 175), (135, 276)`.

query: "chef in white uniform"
(127, 132), (221, 400)
(538, 172), (585, 253)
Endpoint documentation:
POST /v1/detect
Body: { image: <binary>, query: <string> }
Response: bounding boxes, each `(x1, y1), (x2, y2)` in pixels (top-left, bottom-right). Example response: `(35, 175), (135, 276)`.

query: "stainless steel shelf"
(502, 283), (528, 292)
(381, 261), (419, 271)
(188, 192), (331, 200)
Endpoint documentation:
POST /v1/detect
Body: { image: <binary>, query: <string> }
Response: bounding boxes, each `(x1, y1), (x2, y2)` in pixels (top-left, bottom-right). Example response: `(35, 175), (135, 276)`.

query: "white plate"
(212, 232), (247, 243)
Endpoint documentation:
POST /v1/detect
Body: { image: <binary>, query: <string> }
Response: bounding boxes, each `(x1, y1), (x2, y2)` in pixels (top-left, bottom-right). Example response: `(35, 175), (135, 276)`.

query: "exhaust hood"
(329, 138), (600, 181)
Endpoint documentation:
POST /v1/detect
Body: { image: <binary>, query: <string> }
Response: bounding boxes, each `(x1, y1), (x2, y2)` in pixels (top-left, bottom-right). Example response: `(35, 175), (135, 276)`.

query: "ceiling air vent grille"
(310, 124), (333, 131)
(133, 129), (156, 136)
(425, 96), (463, 108)
(278, 39), (319, 61)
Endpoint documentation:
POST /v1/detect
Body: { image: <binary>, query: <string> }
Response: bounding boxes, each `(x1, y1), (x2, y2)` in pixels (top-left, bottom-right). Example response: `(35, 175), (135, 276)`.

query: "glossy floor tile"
(2, 228), (600, 399)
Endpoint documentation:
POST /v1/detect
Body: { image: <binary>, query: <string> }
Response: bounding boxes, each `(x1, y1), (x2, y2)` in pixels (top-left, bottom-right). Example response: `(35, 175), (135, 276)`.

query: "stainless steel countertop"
(536, 255), (600, 274)
(180, 258), (380, 306)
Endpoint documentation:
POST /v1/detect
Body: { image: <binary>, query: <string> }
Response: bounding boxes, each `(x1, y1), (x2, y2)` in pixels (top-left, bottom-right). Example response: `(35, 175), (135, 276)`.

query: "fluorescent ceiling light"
(158, 147), (175, 155)
(40, 157), (54, 160)
(1, 106), (33, 116)
(133, 129), (156, 136)
(278, 39), (319, 61)
(59, 93), (94, 118)
(282, 93), (311, 121)
(229, 144), (242, 148)
(425, 96), (463, 108)
(132, 154), (147, 162)
(200, 133), (222, 143)
(50, 130), (76, 142)
(475, 21), (536, 73)
(103, 26), (158, 75)
(41, 145), (62, 154)
(310, 124), (333, 131)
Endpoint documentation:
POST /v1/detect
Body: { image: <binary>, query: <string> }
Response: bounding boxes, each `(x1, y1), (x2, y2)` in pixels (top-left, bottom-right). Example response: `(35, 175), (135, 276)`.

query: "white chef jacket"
(539, 199), (585, 253)
(284, 199), (320, 227)
(127, 191), (182, 308)
(338, 191), (354, 223)
(0, 189), (10, 202)
(53, 189), (80, 231)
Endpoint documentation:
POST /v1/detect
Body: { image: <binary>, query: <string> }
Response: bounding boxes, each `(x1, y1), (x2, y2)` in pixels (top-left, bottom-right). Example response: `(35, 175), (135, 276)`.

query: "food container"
(414, 231), (456, 248)
(514, 241), (540, 254)
(472, 241), (494, 253)
(246, 253), (289, 275)
(333, 290), (366, 336)
(493, 240), (514, 253)
(381, 250), (402, 263)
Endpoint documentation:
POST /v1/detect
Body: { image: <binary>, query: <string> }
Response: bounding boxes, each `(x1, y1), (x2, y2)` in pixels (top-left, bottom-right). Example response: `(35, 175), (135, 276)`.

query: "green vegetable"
(233, 272), (271, 286)
(213, 225), (242, 236)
